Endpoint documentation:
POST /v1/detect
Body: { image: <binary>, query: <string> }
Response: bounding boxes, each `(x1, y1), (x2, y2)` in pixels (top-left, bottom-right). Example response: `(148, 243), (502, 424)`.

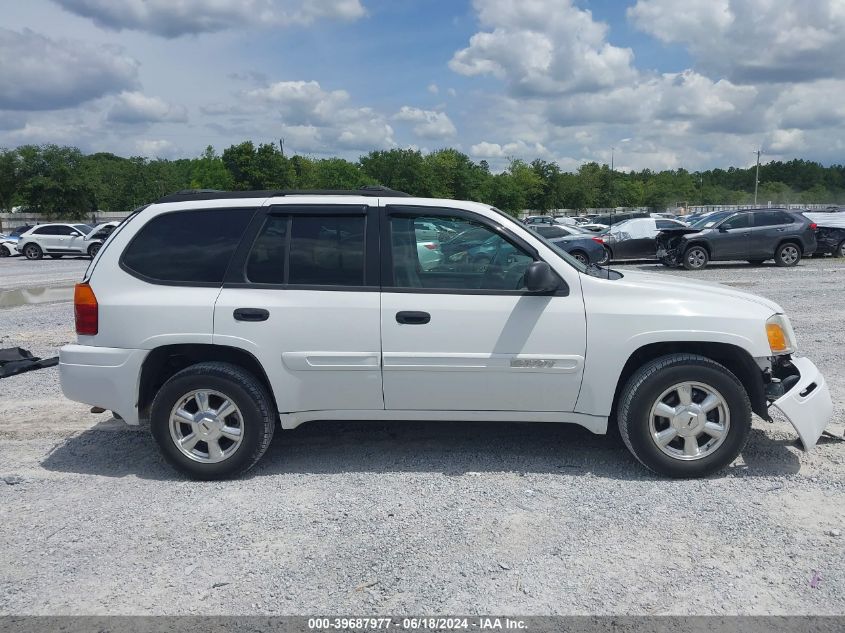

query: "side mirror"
(524, 261), (560, 293)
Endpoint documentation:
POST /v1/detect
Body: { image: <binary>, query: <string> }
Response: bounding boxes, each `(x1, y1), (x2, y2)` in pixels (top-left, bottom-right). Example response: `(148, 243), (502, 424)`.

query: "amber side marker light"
(766, 322), (788, 353)
(74, 283), (98, 335)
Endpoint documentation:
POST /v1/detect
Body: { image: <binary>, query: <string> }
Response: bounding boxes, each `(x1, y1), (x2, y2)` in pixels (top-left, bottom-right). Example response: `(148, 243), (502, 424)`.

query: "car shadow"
(40, 418), (802, 482)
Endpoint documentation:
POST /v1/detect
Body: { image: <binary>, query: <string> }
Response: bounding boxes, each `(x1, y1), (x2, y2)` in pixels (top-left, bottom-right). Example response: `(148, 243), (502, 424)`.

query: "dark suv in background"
(657, 208), (817, 270)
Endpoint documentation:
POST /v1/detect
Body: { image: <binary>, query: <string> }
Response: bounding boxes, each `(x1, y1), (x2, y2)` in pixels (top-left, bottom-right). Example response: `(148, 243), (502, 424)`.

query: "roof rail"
(156, 185), (410, 203)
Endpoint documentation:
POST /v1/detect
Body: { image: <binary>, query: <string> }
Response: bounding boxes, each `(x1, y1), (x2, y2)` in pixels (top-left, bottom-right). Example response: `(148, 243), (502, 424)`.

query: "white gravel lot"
(0, 255), (843, 616)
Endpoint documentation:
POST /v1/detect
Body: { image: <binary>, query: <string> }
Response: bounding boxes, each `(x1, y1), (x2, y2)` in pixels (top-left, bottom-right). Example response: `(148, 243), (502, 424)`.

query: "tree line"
(1, 142), (843, 219)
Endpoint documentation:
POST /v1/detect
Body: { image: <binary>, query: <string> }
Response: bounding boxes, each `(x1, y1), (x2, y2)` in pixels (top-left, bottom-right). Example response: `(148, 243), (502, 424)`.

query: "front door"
(214, 204), (384, 413)
(379, 206), (587, 412)
(710, 213), (751, 260)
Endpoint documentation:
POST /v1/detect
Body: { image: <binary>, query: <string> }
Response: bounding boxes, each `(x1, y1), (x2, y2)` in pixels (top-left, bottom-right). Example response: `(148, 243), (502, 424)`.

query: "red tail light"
(422, 242), (438, 250)
(74, 283), (98, 335)
(591, 237), (604, 244)
(810, 222), (818, 230)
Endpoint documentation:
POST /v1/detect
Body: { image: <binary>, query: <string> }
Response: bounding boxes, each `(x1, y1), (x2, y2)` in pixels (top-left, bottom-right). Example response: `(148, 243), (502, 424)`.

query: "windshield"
(74, 224), (94, 234)
(691, 212), (732, 229)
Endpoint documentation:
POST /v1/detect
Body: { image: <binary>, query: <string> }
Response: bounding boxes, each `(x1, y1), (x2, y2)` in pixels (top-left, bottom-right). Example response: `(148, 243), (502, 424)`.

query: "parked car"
(656, 209), (817, 270)
(591, 212), (650, 227)
(580, 223), (609, 232)
(805, 212), (845, 258)
(15, 223), (95, 259)
(0, 238), (14, 257)
(528, 224), (608, 264)
(599, 218), (687, 261)
(59, 188), (833, 480)
(84, 221), (121, 258)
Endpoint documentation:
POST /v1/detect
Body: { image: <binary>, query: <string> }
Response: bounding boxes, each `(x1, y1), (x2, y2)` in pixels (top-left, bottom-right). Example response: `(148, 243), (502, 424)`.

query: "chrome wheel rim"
(839, 242), (845, 257)
(686, 249), (706, 268)
(648, 381), (730, 461)
(780, 245), (799, 264)
(169, 389), (244, 463)
(24, 245), (38, 258)
(573, 252), (587, 264)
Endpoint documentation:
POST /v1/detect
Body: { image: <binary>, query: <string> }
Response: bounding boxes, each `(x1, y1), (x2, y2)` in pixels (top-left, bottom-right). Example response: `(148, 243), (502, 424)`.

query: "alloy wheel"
(780, 245), (799, 265)
(168, 389), (244, 464)
(686, 248), (706, 269)
(648, 381), (730, 461)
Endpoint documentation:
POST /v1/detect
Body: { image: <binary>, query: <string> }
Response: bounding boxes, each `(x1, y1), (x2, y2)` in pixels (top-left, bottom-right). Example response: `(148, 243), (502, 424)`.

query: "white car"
(59, 188), (834, 480)
(0, 238), (15, 257)
(16, 223), (95, 259)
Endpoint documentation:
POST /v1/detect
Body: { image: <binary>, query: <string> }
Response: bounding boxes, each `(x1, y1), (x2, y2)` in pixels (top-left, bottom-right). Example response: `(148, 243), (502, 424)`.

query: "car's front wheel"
(617, 354), (751, 478)
(88, 243), (101, 258)
(150, 362), (275, 480)
(682, 245), (708, 270)
(835, 240), (845, 258)
(23, 243), (43, 260)
(775, 242), (801, 267)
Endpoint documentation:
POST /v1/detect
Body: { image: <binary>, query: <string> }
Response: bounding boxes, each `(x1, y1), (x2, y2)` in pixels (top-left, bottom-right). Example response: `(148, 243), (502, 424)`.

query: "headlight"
(766, 314), (797, 355)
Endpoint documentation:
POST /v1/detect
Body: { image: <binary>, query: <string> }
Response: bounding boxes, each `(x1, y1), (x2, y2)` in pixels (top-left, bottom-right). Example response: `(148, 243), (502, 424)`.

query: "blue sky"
(2, 0), (844, 171)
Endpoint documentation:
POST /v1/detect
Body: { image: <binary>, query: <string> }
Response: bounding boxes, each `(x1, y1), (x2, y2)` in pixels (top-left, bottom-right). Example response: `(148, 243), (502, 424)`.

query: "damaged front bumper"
(769, 356), (834, 449)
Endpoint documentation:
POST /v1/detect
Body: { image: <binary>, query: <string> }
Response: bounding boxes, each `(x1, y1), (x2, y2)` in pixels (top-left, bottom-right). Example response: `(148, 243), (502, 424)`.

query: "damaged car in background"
(805, 212), (845, 258)
(656, 208), (818, 270)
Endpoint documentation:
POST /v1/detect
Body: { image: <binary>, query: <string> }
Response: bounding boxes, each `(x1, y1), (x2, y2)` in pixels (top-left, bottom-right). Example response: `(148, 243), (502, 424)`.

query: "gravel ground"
(0, 255), (843, 616)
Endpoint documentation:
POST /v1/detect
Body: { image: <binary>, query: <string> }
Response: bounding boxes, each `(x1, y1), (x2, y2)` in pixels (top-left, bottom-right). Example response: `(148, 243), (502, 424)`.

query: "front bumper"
(771, 356), (834, 449)
(59, 344), (148, 425)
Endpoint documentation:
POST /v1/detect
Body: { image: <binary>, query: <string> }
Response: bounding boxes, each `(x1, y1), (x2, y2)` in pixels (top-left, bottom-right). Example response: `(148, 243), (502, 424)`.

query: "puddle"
(0, 286), (74, 308)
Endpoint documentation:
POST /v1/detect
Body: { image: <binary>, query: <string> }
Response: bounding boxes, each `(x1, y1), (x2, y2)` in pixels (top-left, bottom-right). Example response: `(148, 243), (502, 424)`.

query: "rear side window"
(754, 211), (794, 227)
(122, 208), (253, 284)
(246, 214), (365, 286)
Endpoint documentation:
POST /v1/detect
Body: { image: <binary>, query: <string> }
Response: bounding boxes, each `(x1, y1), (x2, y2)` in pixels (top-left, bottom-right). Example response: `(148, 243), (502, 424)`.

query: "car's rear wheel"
(150, 362), (275, 480)
(23, 243), (43, 260)
(682, 245), (708, 270)
(835, 240), (845, 258)
(775, 242), (801, 267)
(570, 250), (588, 265)
(617, 354), (751, 478)
(88, 243), (101, 258)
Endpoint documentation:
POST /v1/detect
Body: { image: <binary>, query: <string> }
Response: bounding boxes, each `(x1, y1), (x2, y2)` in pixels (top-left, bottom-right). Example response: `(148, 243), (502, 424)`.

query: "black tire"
(0, 245), (8, 258)
(49, 254), (63, 259)
(598, 246), (611, 265)
(88, 243), (101, 258)
(617, 354), (751, 478)
(23, 243), (43, 260)
(835, 240), (845, 258)
(775, 242), (801, 267)
(747, 259), (765, 265)
(682, 245), (709, 270)
(150, 362), (276, 480)
(569, 250), (589, 265)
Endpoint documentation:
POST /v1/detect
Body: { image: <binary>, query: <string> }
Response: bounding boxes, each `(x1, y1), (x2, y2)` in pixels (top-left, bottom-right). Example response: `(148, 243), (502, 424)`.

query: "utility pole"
(610, 146), (615, 172)
(753, 149), (761, 206)
(279, 138), (285, 156)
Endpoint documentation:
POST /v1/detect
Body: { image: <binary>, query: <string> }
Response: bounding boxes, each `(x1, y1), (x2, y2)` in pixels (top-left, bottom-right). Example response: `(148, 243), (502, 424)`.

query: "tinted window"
(390, 213), (535, 291)
(288, 216), (364, 286)
(246, 215), (288, 284)
(754, 211), (794, 227)
(535, 226), (569, 238)
(122, 208), (253, 284)
(720, 214), (750, 230)
(656, 219), (684, 229)
(33, 226), (59, 235)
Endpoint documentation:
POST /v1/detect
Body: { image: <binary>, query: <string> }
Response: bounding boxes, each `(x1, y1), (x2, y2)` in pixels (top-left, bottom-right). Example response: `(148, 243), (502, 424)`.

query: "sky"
(1, 0), (844, 172)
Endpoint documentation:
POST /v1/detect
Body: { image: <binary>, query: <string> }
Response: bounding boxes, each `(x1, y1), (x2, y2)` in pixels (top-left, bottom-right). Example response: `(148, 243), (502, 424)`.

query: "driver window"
(720, 214), (750, 230)
(389, 213), (535, 291)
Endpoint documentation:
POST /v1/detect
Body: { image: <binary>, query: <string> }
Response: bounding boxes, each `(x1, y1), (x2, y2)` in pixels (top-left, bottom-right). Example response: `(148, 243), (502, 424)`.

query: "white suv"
(59, 188), (834, 479)
(16, 223), (96, 259)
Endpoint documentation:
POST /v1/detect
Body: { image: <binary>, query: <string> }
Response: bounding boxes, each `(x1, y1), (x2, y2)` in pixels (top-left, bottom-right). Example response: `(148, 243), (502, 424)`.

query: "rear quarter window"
(121, 208), (254, 284)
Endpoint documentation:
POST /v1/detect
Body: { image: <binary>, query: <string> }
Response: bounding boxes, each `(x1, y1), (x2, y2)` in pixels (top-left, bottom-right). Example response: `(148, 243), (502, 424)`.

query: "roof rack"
(156, 185), (410, 203)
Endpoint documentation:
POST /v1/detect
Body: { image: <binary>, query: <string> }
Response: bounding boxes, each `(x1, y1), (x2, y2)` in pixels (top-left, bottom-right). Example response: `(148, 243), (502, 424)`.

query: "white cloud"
(52, 0), (366, 37)
(135, 139), (178, 158)
(450, 0), (636, 95)
(629, 0), (845, 83)
(246, 80), (394, 152)
(107, 91), (188, 124)
(394, 106), (457, 140)
(0, 28), (138, 110)
(427, 83), (439, 95)
(470, 140), (549, 159)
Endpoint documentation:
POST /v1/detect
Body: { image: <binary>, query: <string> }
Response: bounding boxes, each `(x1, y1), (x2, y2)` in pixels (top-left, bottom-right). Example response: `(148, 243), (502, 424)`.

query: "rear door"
(749, 210), (794, 259)
(379, 205), (586, 412)
(710, 213), (751, 260)
(213, 202), (384, 413)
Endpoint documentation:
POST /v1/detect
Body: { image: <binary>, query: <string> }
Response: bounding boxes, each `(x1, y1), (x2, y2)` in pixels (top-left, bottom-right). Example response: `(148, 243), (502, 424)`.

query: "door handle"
(233, 308), (269, 322)
(776, 228), (786, 232)
(396, 311), (431, 325)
